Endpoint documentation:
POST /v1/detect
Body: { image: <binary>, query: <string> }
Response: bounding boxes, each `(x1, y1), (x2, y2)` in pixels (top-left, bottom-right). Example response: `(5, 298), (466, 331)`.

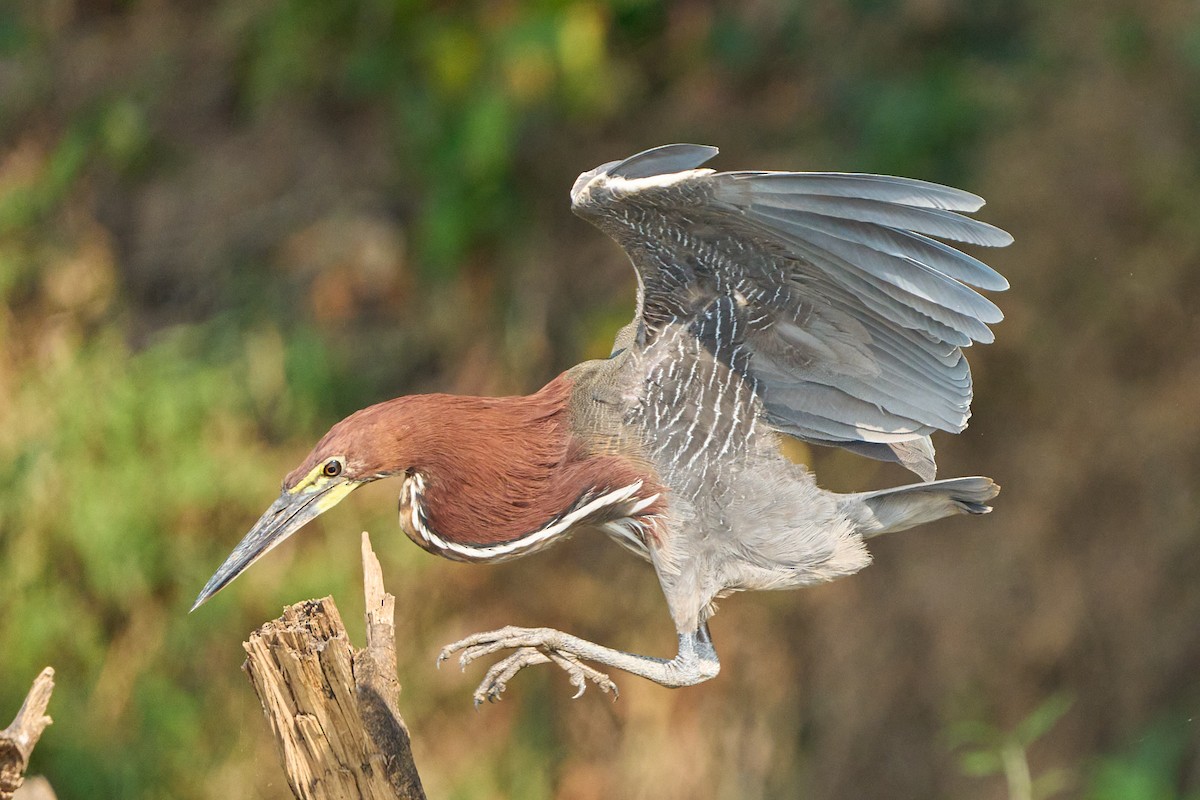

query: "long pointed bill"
(191, 480), (357, 611)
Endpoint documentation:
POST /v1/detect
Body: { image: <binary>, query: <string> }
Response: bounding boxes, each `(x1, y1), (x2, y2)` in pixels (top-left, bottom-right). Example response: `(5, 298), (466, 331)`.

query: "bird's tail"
(839, 476), (999, 539)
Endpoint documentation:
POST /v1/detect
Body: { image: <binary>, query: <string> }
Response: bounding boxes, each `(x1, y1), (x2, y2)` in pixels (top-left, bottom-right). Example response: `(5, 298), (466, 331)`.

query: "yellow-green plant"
(948, 694), (1074, 800)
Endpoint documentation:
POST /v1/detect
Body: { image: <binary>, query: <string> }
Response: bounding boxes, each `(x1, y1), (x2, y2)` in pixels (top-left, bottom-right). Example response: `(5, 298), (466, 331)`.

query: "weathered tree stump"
(242, 533), (425, 800)
(0, 668), (55, 800)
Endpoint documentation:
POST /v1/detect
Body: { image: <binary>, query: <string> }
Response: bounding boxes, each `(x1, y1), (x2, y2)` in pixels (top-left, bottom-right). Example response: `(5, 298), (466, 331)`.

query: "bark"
(242, 533), (426, 800)
(0, 668), (55, 800)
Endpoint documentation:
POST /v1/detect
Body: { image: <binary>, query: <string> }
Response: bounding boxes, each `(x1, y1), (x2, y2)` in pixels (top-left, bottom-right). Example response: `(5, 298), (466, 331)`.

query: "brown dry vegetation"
(1, 1), (1199, 799)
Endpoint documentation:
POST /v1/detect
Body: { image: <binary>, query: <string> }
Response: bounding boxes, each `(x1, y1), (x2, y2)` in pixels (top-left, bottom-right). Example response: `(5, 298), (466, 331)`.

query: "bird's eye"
(323, 460), (343, 478)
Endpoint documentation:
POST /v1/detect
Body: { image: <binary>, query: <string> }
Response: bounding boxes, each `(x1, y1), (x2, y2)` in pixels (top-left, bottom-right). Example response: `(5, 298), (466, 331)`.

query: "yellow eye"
(323, 460), (343, 478)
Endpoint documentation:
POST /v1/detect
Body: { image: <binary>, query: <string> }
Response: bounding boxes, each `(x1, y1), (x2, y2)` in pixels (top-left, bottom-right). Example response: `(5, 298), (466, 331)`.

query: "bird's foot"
(438, 626), (620, 705)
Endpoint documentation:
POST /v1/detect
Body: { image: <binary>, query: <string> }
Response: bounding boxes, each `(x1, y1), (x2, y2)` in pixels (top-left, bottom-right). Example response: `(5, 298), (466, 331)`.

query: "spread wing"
(571, 144), (1010, 481)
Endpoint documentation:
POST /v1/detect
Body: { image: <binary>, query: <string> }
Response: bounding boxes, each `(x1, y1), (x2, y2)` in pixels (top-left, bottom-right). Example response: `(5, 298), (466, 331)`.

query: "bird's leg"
(438, 623), (720, 704)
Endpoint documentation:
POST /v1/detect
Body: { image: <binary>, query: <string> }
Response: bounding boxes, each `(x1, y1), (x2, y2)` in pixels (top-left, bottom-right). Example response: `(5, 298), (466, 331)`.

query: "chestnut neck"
(374, 374), (647, 546)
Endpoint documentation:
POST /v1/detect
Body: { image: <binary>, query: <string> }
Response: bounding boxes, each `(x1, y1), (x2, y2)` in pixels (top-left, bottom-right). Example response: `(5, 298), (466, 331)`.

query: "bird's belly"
(650, 461), (871, 615)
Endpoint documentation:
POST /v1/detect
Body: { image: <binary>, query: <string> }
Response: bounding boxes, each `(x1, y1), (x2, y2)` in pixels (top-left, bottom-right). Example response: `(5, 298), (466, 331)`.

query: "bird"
(193, 144), (1010, 704)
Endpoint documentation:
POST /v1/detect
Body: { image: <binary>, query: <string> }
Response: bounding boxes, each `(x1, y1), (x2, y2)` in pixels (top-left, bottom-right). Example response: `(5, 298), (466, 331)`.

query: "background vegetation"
(2, 1), (1199, 798)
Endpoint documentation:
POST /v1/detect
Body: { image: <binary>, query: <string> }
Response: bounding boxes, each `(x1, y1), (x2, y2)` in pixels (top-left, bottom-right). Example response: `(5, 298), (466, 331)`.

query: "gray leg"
(438, 622), (721, 705)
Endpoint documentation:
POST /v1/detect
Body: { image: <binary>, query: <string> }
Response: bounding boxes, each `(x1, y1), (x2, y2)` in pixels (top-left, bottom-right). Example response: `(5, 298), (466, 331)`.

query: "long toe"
(458, 639), (523, 669)
(438, 625), (540, 667)
(474, 647), (550, 705)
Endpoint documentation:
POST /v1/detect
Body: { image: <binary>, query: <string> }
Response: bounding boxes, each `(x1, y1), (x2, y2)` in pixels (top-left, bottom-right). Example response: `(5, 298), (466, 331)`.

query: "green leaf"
(1017, 693), (1073, 745)
(946, 718), (1001, 748)
(959, 749), (1004, 777)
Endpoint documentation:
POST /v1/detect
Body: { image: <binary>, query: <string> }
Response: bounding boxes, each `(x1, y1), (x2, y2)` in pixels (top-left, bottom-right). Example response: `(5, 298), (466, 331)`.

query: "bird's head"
(191, 401), (408, 610)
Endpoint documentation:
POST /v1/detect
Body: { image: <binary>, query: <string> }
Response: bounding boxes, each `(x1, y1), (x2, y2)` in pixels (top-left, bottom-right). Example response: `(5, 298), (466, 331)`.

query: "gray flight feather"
(727, 171), (987, 212)
(607, 144), (720, 180)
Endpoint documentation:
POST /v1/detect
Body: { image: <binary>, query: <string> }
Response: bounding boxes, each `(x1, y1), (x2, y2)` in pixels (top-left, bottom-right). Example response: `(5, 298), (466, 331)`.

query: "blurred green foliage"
(0, 319), (345, 796)
(1, 0), (1199, 798)
(1088, 718), (1200, 800)
(949, 693), (1074, 800)
(239, 0), (634, 275)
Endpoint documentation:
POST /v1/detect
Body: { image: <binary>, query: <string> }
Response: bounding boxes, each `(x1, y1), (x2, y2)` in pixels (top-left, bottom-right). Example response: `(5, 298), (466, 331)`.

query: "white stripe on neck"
(401, 473), (649, 562)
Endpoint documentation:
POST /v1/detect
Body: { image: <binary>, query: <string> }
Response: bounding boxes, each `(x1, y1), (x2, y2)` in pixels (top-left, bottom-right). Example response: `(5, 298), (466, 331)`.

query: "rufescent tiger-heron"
(193, 144), (1010, 704)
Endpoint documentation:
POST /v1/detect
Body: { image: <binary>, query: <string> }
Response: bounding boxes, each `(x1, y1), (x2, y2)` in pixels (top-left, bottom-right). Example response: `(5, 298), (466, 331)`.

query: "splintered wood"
(242, 533), (425, 800)
(0, 668), (55, 800)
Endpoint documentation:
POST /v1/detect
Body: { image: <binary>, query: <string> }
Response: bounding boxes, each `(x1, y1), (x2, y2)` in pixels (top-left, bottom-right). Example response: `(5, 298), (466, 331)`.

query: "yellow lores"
(289, 459), (358, 513)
